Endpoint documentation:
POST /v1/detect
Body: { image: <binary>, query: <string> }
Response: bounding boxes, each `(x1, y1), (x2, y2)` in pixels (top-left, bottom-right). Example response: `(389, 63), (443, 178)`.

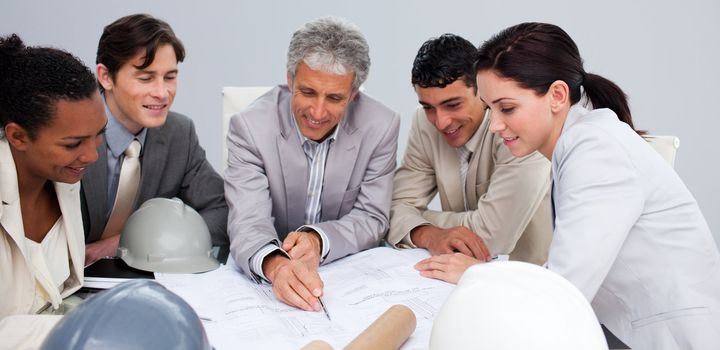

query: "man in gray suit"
(81, 14), (228, 265)
(226, 17), (400, 311)
(389, 34), (552, 267)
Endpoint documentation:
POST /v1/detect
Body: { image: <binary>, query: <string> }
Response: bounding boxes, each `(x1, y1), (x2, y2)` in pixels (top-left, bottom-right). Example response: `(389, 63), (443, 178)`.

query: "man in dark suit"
(82, 14), (228, 265)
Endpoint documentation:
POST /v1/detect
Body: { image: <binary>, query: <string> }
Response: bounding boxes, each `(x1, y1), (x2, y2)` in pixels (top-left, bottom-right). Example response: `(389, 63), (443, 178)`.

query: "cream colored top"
(24, 217), (70, 312)
(0, 138), (85, 350)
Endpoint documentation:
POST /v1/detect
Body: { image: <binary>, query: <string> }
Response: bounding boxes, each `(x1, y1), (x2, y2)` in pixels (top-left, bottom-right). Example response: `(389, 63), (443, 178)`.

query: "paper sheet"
(155, 247), (454, 349)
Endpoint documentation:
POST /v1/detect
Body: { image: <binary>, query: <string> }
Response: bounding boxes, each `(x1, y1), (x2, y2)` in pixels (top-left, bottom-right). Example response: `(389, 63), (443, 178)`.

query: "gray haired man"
(225, 17), (400, 311)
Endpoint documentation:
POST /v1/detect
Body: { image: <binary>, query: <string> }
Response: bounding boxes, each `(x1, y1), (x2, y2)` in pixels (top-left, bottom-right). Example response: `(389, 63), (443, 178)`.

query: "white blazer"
(547, 104), (720, 350)
(0, 138), (85, 349)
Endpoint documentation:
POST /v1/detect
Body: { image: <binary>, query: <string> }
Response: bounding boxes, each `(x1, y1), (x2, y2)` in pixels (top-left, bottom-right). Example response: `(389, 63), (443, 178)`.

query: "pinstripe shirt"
(249, 116), (336, 281)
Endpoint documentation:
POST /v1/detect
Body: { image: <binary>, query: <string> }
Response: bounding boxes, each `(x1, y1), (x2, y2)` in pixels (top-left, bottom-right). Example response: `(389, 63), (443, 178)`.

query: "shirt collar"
(104, 99), (148, 157)
(461, 109), (488, 153)
(290, 112), (339, 148)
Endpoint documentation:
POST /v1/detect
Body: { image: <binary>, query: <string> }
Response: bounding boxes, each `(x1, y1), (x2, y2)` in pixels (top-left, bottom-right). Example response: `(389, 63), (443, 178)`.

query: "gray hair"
(286, 17), (370, 91)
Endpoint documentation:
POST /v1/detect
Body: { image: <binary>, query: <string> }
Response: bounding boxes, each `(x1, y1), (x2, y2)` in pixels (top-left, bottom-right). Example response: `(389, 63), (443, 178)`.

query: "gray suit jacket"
(389, 107), (552, 264)
(81, 111), (229, 251)
(225, 85), (400, 277)
(549, 104), (720, 349)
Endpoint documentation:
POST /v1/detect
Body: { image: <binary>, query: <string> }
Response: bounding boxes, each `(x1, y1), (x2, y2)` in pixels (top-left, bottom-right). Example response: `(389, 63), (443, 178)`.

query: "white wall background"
(3, 0), (718, 246)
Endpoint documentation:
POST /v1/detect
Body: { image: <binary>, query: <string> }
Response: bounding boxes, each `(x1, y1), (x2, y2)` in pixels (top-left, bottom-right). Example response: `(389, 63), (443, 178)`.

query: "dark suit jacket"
(81, 111), (229, 254)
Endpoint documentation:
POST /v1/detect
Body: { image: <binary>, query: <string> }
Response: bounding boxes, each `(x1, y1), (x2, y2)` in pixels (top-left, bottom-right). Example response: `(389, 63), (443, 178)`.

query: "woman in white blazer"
(416, 23), (720, 349)
(0, 34), (106, 348)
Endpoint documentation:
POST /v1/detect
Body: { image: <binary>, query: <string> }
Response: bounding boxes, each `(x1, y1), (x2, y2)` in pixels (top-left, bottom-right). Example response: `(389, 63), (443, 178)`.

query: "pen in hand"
(318, 297), (331, 321)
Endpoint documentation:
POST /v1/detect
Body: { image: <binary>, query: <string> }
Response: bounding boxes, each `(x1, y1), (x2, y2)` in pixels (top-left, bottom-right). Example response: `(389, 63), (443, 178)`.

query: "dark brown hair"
(96, 13), (185, 91)
(475, 22), (638, 133)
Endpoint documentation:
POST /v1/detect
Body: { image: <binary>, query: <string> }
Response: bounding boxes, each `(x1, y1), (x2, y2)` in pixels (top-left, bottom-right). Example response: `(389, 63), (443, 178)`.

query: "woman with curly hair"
(0, 33), (106, 348)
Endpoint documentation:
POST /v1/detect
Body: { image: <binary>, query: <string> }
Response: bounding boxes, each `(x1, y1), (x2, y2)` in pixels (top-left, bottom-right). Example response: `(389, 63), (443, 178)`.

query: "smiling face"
(287, 61), (355, 142)
(98, 44), (178, 135)
(477, 70), (566, 159)
(8, 91), (108, 184)
(414, 79), (487, 148)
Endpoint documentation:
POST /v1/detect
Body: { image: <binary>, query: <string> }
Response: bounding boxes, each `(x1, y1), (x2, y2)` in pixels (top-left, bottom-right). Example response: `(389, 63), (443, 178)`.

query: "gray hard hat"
(41, 279), (212, 350)
(118, 197), (219, 273)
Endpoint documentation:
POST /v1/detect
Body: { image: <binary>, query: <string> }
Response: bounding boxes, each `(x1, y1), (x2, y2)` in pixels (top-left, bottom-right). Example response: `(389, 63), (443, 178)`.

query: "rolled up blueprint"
(300, 340), (334, 350)
(344, 304), (416, 350)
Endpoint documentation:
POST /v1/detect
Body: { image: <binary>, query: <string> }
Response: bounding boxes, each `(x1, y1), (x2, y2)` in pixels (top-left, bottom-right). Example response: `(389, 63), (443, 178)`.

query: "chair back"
(221, 87), (272, 169)
(643, 135), (680, 168)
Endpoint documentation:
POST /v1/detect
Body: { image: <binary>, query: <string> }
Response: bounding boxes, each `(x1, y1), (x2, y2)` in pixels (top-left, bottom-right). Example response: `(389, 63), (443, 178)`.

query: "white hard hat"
(117, 197), (219, 273)
(430, 261), (608, 350)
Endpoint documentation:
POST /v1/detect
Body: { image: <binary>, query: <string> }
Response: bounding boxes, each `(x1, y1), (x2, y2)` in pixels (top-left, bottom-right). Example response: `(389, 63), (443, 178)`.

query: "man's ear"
(286, 72), (293, 89)
(548, 80), (570, 113)
(4, 122), (32, 151)
(96, 63), (114, 91)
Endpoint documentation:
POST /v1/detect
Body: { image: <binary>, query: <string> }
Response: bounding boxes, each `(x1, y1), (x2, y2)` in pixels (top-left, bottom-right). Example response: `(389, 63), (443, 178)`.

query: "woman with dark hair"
(0, 34), (107, 347)
(416, 22), (720, 349)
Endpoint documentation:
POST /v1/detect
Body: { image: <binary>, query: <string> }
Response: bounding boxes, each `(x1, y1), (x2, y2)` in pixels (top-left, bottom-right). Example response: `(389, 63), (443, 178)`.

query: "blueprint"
(155, 247), (454, 349)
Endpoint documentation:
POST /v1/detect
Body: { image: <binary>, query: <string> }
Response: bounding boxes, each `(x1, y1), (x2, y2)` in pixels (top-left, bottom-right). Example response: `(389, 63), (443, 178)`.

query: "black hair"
(475, 22), (638, 133)
(412, 33), (478, 89)
(96, 13), (185, 92)
(0, 33), (98, 139)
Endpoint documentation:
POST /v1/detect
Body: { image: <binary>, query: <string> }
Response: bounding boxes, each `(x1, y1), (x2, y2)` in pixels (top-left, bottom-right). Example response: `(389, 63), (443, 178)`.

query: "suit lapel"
(465, 158), (479, 209)
(437, 144), (465, 212)
(277, 101), (308, 231)
(55, 182), (85, 278)
(137, 128), (168, 206)
(321, 105), (361, 221)
(0, 200), (24, 256)
(465, 113), (491, 209)
(0, 140), (27, 258)
(82, 141), (109, 242)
